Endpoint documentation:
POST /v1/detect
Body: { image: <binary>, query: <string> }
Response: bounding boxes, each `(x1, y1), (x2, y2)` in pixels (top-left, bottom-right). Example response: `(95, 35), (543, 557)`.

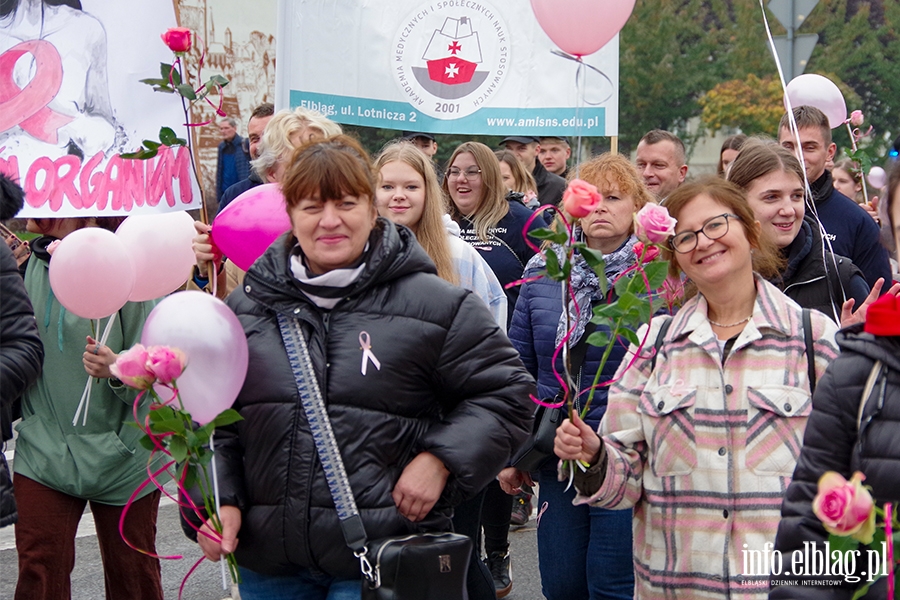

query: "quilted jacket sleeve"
(417, 292), (536, 503)
(769, 351), (876, 599)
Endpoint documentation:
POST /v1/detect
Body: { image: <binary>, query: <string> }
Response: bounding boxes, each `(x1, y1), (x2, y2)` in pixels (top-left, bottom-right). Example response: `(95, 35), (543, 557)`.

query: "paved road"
(0, 473), (544, 600)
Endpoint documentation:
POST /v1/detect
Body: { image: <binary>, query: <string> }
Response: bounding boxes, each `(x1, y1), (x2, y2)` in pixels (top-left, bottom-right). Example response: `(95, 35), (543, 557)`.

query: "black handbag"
(277, 314), (471, 600)
(512, 317), (674, 472)
(511, 322), (597, 472)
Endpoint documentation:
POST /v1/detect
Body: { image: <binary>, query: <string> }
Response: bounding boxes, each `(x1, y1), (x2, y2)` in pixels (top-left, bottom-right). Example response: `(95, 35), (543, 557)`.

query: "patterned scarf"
(554, 233), (639, 348)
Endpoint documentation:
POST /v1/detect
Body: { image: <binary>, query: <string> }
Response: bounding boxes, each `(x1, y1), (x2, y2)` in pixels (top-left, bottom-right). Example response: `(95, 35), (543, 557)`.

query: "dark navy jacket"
(508, 258), (628, 434)
(810, 170), (891, 289)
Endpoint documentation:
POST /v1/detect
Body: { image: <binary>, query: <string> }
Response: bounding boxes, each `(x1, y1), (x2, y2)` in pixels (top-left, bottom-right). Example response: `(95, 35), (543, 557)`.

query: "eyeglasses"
(669, 213), (741, 254)
(447, 167), (482, 180)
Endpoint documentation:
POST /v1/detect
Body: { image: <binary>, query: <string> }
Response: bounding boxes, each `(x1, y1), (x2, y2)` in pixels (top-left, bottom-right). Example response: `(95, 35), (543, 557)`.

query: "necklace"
(708, 315), (752, 328)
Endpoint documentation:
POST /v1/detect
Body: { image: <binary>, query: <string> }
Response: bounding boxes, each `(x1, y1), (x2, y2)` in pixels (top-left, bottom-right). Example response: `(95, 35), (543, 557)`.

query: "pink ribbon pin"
(359, 331), (381, 376)
(0, 40), (74, 144)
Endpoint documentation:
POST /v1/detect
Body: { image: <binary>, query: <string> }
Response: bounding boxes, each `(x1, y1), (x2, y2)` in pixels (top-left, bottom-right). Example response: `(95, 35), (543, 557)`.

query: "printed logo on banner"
(393, 1), (509, 120)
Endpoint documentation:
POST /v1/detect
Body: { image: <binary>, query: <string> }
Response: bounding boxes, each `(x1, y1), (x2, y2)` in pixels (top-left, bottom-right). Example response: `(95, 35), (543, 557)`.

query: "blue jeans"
(238, 566), (360, 600)
(537, 466), (634, 600)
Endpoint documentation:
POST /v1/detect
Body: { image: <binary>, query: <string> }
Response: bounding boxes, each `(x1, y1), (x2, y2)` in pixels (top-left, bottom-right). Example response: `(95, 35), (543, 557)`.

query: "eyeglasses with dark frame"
(447, 167), (482, 180)
(669, 213), (742, 254)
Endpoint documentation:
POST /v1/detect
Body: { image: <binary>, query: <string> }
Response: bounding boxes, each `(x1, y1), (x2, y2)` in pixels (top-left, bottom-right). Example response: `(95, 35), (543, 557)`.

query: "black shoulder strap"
(802, 308), (816, 396)
(650, 316), (673, 371)
(568, 321), (597, 375)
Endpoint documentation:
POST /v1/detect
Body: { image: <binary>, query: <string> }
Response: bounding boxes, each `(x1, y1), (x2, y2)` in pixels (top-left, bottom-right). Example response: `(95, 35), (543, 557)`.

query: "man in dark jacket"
(216, 103), (275, 216)
(778, 106), (892, 289)
(501, 136), (566, 207)
(771, 297), (900, 598)
(215, 117), (251, 207)
(0, 176), (44, 527)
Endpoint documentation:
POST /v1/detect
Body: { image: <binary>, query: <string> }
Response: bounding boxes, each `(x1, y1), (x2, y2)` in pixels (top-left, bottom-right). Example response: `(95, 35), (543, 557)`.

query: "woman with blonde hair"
(374, 142), (506, 326)
(495, 149), (539, 210)
(500, 153), (652, 600)
(443, 141), (541, 325)
(554, 177), (840, 599)
(191, 109), (343, 298)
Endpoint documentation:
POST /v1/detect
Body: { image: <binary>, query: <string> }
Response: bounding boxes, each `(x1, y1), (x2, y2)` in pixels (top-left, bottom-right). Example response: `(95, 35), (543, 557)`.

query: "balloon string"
(210, 432), (228, 590)
(549, 50), (613, 107)
(550, 49), (613, 170)
(757, 0), (842, 324)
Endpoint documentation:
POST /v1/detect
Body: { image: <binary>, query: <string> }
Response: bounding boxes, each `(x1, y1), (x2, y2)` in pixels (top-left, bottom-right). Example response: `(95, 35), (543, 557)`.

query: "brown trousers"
(13, 474), (163, 600)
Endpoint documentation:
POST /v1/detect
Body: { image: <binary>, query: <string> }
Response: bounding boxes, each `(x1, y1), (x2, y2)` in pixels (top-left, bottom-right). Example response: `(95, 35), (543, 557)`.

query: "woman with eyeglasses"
(443, 142), (542, 330)
(443, 141), (542, 598)
(554, 177), (841, 599)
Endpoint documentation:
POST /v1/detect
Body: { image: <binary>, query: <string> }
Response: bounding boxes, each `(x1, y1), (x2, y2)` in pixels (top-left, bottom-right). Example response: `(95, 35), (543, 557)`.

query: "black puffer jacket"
(0, 243), (44, 527)
(776, 217), (868, 321)
(771, 326), (900, 598)
(215, 219), (536, 578)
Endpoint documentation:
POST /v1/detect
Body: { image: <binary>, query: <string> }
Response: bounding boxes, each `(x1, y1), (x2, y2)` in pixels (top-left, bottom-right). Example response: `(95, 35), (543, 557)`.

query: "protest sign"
(0, 0), (202, 218)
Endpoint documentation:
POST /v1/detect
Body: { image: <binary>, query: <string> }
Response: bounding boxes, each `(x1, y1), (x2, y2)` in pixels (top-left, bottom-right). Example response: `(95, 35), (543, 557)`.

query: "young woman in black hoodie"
(727, 139), (892, 327)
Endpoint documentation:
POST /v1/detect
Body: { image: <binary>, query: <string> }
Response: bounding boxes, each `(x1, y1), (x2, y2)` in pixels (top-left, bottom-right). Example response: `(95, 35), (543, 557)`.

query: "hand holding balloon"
(82, 335), (117, 379)
(192, 221), (221, 275)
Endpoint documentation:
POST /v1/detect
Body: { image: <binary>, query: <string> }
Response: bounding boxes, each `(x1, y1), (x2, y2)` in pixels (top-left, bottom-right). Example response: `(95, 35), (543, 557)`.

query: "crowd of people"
(2, 100), (900, 600)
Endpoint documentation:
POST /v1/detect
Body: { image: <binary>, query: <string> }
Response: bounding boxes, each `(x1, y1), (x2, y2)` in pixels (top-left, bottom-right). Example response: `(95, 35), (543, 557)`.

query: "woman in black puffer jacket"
(194, 136), (536, 598)
(770, 294), (900, 599)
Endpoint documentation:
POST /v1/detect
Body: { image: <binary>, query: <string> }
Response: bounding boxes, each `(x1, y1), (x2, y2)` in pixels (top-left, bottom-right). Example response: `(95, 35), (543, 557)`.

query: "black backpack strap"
(650, 316), (673, 372)
(802, 308), (816, 396)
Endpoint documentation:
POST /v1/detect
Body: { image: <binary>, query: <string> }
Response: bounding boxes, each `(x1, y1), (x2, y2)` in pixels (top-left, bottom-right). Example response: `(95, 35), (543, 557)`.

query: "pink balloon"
(141, 291), (248, 425)
(530, 0), (636, 57)
(213, 183), (291, 271)
(49, 228), (135, 319)
(116, 211), (197, 302)
(784, 74), (847, 129)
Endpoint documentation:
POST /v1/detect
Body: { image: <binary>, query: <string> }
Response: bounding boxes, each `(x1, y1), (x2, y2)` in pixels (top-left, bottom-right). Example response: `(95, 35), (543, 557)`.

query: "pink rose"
(110, 344), (156, 390)
(812, 471), (876, 543)
(849, 110), (864, 127)
(633, 241), (660, 264)
(634, 203), (677, 245)
(562, 179), (602, 218)
(146, 346), (187, 385)
(161, 27), (192, 53)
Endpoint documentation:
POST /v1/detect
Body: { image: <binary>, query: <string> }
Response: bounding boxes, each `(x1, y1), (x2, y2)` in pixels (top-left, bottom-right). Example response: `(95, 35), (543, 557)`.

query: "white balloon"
(116, 212), (196, 302)
(784, 74), (847, 129)
(867, 166), (887, 190)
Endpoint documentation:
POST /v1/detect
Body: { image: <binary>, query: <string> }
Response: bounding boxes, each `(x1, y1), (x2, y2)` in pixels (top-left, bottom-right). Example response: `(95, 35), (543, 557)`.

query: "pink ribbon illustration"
(0, 40), (74, 144)
(359, 331), (381, 376)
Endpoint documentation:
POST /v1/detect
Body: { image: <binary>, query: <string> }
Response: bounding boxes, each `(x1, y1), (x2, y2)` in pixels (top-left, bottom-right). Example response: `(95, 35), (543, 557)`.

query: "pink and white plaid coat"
(575, 277), (840, 599)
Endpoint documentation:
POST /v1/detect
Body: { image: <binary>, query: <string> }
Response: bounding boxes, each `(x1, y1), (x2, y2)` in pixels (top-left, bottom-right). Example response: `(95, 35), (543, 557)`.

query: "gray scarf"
(554, 233), (639, 348)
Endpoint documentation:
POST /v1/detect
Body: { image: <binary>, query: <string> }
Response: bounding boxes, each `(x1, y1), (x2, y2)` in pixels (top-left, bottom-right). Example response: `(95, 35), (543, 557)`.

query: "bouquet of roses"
(813, 471), (899, 598)
(517, 180), (678, 483)
(112, 343), (243, 593)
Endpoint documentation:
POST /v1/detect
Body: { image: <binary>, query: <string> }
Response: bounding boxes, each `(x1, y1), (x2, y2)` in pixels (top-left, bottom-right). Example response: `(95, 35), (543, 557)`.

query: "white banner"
(0, 0), (202, 218)
(276, 0), (619, 136)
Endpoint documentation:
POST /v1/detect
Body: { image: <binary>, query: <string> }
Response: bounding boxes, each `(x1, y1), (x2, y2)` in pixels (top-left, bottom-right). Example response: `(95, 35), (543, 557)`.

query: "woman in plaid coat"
(555, 178), (840, 599)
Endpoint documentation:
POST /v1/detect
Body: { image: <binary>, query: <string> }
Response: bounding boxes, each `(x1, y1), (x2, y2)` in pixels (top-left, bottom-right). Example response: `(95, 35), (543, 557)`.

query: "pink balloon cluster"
(142, 291), (249, 425)
(48, 212), (196, 319)
(530, 0), (636, 57)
